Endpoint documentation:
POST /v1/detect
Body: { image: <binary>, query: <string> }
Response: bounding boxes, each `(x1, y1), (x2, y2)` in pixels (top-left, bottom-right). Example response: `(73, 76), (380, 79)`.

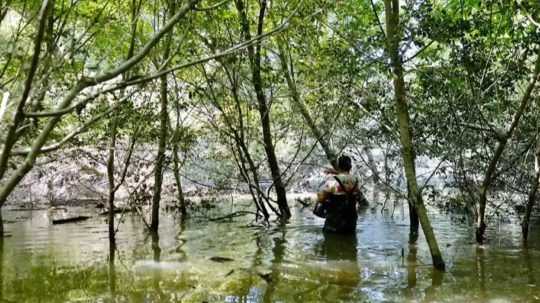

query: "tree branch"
(87, 0), (200, 84)
(369, 0), (386, 40)
(195, 0), (230, 11)
(13, 96), (131, 156)
(0, 0), (51, 179)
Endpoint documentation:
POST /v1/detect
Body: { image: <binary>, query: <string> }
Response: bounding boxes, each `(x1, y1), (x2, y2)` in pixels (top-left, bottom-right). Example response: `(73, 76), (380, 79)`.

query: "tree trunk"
(384, 0), (445, 270)
(0, 1), (52, 222)
(0, 0), (51, 181)
(476, 52), (540, 243)
(276, 40), (337, 168)
(522, 144), (540, 241)
(172, 146), (187, 217)
(150, 1), (175, 232)
(107, 113), (118, 249)
(108, 235), (116, 298)
(172, 87), (187, 218)
(235, 0), (290, 219)
(0, 232), (3, 302)
(0, 0), (198, 214)
(408, 192), (419, 243)
(151, 231), (161, 262)
(406, 245), (418, 288)
(228, 69), (272, 219)
(107, 0), (139, 245)
(150, 74), (169, 233)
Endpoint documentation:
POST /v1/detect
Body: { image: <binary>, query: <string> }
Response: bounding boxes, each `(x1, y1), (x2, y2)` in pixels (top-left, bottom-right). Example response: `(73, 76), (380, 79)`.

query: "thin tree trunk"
(172, 145), (187, 217)
(150, 0), (176, 232)
(0, 0), (51, 180)
(235, 0), (290, 219)
(151, 231), (161, 262)
(236, 135), (272, 219)
(384, 0), (445, 270)
(0, 233), (3, 302)
(150, 75), (169, 232)
(200, 62), (271, 220)
(407, 186), (419, 243)
(171, 85), (187, 218)
(108, 236), (116, 298)
(477, 52), (540, 243)
(107, 0), (140, 247)
(228, 67), (272, 219)
(406, 245), (418, 288)
(0, 0), (198, 212)
(276, 40), (337, 168)
(107, 113), (119, 249)
(522, 144), (540, 241)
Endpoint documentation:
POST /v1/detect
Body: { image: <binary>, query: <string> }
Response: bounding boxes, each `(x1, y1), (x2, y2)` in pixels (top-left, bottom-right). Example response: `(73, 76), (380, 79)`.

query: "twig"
(208, 211), (258, 222)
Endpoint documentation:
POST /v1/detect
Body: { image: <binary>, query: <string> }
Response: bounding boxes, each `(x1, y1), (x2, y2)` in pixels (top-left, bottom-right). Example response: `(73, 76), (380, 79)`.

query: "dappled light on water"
(1, 203), (540, 302)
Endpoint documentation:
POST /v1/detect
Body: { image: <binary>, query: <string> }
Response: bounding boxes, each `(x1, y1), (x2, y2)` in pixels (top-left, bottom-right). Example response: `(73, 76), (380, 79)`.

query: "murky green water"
(1, 201), (540, 302)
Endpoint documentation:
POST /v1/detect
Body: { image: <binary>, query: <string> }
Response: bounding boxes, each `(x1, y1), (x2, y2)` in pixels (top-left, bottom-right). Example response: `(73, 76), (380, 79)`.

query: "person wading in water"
(316, 155), (365, 233)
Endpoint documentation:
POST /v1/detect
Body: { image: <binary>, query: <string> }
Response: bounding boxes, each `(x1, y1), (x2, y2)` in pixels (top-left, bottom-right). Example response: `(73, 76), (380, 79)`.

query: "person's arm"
(317, 178), (334, 203)
(317, 191), (329, 203)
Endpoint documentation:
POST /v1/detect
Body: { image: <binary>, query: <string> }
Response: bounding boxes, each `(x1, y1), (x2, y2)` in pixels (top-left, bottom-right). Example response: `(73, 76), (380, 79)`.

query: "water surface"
(1, 201), (539, 302)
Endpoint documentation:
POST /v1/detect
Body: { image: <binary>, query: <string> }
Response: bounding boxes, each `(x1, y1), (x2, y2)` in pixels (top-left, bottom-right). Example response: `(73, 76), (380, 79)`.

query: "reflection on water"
(0, 238), (3, 302)
(1, 203), (540, 302)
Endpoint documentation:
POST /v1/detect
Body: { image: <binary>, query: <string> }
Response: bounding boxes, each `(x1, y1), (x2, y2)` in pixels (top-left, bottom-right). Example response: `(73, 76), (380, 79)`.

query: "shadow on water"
(405, 244), (444, 302)
(150, 231), (163, 301)
(262, 223), (286, 303)
(0, 238), (3, 302)
(317, 232), (360, 301)
(475, 246), (487, 301)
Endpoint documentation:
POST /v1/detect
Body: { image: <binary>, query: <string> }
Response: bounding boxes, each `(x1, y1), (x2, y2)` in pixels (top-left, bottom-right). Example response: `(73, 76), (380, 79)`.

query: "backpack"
(323, 176), (360, 233)
(313, 176), (358, 218)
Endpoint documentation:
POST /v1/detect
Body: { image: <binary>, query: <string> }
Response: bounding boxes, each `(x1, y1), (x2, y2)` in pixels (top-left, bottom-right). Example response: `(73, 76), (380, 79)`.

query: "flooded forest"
(1, 0), (540, 302)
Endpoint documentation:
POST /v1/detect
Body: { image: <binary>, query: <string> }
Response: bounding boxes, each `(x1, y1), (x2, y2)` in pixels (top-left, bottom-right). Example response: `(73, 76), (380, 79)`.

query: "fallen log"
(99, 207), (133, 216)
(209, 256), (234, 263)
(52, 216), (91, 224)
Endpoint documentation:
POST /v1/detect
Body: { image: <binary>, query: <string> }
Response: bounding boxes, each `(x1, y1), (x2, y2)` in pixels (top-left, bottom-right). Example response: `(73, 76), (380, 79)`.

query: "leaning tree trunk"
(0, 234), (3, 302)
(0, 0), (199, 231)
(0, 0), (51, 234)
(407, 185), (419, 243)
(522, 143), (540, 241)
(276, 39), (337, 168)
(477, 52), (540, 244)
(0, 0), (51, 181)
(384, 0), (445, 270)
(236, 0), (290, 219)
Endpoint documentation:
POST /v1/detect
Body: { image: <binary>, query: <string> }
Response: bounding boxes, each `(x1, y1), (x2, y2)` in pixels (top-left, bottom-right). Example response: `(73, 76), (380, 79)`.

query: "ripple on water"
(2, 205), (540, 302)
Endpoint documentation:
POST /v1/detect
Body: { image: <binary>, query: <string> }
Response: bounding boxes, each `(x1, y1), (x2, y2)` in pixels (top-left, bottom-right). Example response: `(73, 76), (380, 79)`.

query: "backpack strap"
(333, 176), (358, 194)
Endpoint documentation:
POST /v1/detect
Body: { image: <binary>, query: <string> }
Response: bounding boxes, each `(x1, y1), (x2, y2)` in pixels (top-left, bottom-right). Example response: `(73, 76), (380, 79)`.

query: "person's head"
(337, 155), (352, 172)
